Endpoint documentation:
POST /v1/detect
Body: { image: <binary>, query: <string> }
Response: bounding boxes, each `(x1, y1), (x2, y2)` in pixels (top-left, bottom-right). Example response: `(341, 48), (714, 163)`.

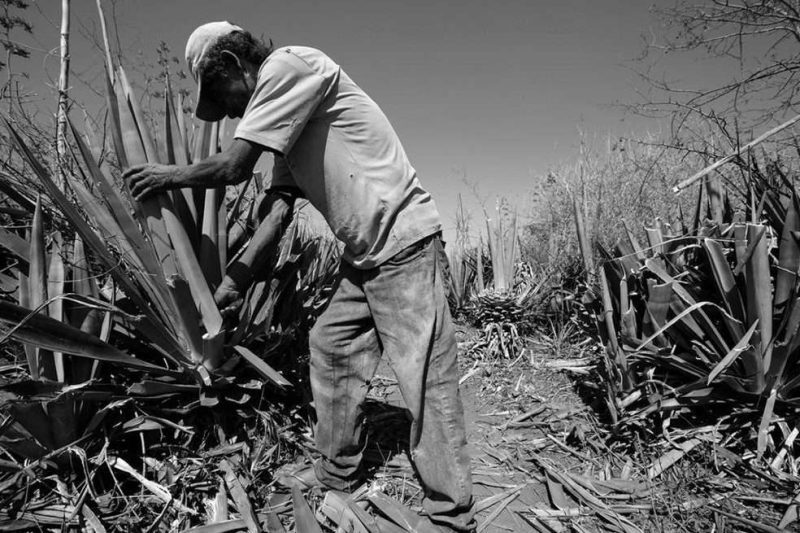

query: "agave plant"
(445, 195), (476, 315)
(0, 50), (343, 462)
(471, 199), (523, 325)
(592, 167), (800, 458)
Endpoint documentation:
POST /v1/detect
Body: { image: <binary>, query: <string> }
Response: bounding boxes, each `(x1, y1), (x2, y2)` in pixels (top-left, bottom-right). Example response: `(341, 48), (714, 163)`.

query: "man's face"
(202, 63), (253, 119)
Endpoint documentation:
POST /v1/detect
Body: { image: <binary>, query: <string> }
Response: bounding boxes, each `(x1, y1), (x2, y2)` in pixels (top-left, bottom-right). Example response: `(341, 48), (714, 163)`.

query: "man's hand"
(215, 276), (244, 320)
(122, 163), (181, 202)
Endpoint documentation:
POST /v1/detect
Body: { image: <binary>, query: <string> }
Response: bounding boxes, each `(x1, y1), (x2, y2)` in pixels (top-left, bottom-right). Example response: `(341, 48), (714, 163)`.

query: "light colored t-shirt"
(234, 46), (441, 269)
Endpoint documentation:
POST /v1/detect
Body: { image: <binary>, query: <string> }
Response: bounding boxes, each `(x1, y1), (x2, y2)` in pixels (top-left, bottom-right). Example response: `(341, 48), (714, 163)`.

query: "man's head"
(185, 21), (273, 121)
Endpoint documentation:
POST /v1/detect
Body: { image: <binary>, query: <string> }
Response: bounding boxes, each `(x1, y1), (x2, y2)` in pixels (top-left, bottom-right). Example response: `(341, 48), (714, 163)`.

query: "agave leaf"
(160, 193), (223, 337)
(180, 520), (248, 533)
(126, 380), (199, 397)
(44, 394), (78, 449)
(757, 388), (778, 458)
(65, 175), (177, 332)
(82, 110), (104, 163)
(165, 275), (205, 364)
(171, 187), (200, 249)
(642, 281), (672, 349)
(743, 224), (771, 393)
(229, 279), (266, 347)
(8, 401), (56, 451)
(217, 193), (228, 283)
(232, 345), (291, 388)
(292, 487), (323, 533)
(103, 69), (127, 169)
(645, 258), (731, 356)
(70, 236), (101, 382)
(778, 493), (800, 530)
(177, 91), (192, 163)
(0, 169), (36, 211)
(67, 172), (180, 330)
(264, 511), (287, 533)
(68, 118), (165, 280)
(202, 119), (227, 284)
(702, 238), (746, 338)
(0, 273), (18, 293)
(113, 68), (177, 277)
(618, 277), (638, 343)
(29, 195), (48, 381)
(507, 208), (518, 287)
(635, 301), (724, 353)
(118, 67), (159, 163)
(164, 77), (188, 166)
(776, 194), (800, 307)
(112, 457), (196, 514)
(707, 320), (759, 385)
(614, 236), (641, 277)
(0, 226), (30, 263)
(47, 234), (66, 382)
(645, 226), (664, 255)
(732, 223), (748, 270)
(193, 120), (213, 166)
(599, 267), (628, 385)
(3, 118), (186, 360)
(732, 224), (766, 276)
(164, 80), (200, 236)
(0, 419), (50, 459)
(202, 330), (226, 370)
(188, 121), (215, 228)
(367, 493), (438, 533)
(213, 478), (231, 524)
(0, 299), (165, 372)
(201, 186), (223, 288)
(777, 294), (800, 370)
(69, 236), (97, 308)
(218, 459), (259, 533)
(16, 265), (37, 381)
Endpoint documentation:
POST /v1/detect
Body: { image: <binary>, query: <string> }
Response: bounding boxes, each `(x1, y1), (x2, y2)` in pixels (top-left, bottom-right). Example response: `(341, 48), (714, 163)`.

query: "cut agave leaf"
(0, 299), (165, 372)
(233, 345), (292, 388)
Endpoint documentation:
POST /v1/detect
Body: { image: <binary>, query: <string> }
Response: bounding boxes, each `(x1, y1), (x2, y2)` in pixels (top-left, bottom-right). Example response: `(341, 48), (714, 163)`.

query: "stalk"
(55, 0), (70, 191)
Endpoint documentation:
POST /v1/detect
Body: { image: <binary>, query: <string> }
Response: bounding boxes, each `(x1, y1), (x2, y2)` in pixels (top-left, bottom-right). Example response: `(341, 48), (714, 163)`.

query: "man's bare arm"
(215, 191), (296, 317)
(123, 138), (265, 201)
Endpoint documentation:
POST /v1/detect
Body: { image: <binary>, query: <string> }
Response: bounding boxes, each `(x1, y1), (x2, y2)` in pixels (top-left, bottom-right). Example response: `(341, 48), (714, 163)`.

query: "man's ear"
(221, 49), (243, 70)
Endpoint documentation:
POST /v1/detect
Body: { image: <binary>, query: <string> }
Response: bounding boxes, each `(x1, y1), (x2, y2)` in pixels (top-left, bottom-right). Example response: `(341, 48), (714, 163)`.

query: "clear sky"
(15, 0), (720, 237)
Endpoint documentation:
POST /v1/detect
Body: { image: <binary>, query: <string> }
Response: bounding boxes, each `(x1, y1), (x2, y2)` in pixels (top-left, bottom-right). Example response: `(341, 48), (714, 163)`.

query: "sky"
(12, 0), (730, 239)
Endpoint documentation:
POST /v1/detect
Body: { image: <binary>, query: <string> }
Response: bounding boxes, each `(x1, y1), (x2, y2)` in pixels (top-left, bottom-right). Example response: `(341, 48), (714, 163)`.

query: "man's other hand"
(215, 276), (244, 320)
(123, 163), (179, 201)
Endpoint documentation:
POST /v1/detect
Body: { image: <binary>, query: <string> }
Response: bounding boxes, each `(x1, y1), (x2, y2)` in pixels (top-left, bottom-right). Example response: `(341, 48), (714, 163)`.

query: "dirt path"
(365, 324), (587, 532)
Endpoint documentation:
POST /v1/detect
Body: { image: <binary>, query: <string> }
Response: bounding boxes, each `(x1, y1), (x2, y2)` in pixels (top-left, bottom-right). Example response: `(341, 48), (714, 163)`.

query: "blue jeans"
(309, 235), (475, 532)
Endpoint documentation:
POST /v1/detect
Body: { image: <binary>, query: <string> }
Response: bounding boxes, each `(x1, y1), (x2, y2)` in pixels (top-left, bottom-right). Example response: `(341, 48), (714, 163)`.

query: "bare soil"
(362, 323), (591, 532)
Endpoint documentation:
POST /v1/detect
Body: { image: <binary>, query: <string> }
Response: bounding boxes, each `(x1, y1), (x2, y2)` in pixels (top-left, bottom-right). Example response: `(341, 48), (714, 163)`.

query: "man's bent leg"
(366, 237), (475, 532)
(309, 264), (381, 490)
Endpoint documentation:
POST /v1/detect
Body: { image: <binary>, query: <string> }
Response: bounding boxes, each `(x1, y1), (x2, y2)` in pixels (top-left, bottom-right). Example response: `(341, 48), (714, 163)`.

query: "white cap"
(185, 21), (243, 121)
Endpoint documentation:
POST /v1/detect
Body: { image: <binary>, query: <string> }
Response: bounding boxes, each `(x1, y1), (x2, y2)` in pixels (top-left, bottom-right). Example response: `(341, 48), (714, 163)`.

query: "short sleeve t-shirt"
(234, 46), (441, 269)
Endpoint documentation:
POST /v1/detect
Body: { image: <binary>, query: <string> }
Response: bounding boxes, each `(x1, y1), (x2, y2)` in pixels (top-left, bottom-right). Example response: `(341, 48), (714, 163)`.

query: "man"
(124, 21), (475, 532)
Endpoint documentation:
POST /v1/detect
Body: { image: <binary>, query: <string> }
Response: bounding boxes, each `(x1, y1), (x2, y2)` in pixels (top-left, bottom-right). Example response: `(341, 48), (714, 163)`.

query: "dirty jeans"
(309, 234), (475, 532)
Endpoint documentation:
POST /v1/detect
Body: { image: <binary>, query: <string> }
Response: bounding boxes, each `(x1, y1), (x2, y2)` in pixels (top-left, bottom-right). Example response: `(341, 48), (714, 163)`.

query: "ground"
(1, 319), (791, 531)
(348, 322), (596, 533)
(321, 322), (795, 533)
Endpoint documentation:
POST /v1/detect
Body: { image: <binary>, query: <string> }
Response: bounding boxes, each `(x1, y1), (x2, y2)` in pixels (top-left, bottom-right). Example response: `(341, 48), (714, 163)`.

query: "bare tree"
(638, 0), (800, 136)
(0, 0), (32, 114)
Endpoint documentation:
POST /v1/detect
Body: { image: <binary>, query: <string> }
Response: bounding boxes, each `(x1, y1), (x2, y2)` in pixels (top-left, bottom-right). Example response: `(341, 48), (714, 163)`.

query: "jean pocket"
(387, 237), (432, 266)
